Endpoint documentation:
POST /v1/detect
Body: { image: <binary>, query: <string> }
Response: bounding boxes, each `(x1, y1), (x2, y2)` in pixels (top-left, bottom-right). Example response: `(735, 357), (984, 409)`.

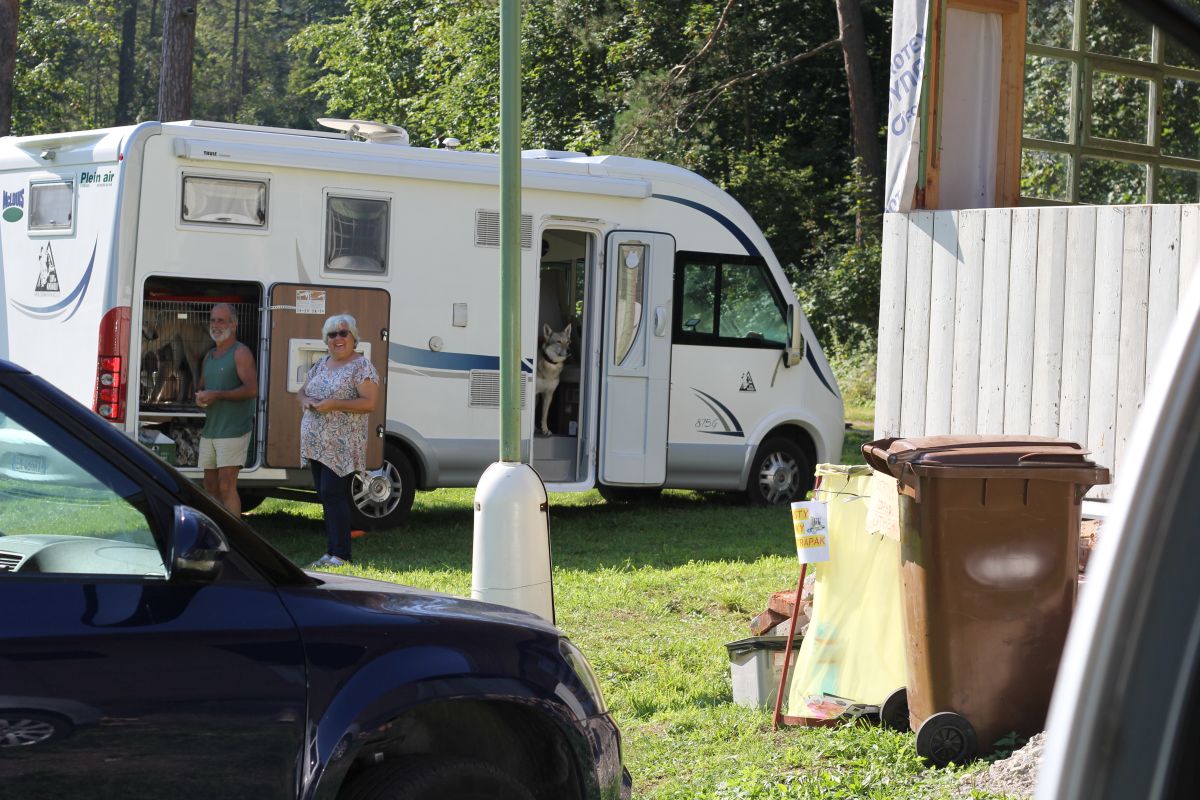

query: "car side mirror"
(784, 304), (806, 367)
(170, 505), (229, 580)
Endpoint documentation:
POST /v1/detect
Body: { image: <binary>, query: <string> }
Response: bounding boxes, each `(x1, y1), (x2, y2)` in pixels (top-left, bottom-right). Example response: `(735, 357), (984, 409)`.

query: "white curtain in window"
(939, 8), (1002, 209)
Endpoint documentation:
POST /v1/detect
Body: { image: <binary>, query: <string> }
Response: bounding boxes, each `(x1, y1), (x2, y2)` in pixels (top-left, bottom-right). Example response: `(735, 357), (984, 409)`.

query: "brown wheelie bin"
(862, 435), (1109, 766)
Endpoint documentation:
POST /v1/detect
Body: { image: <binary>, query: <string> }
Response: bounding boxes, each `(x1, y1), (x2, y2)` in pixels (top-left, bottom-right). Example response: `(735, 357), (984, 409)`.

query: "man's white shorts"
(198, 432), (252, 469)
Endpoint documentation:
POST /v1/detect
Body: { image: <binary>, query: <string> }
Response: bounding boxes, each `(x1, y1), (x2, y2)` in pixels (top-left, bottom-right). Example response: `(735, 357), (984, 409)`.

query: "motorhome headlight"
(560, 639), (608, 714)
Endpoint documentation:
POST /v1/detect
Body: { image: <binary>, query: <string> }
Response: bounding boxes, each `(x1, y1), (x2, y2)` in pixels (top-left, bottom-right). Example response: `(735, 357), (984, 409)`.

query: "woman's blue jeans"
(310, 460), (353, 560)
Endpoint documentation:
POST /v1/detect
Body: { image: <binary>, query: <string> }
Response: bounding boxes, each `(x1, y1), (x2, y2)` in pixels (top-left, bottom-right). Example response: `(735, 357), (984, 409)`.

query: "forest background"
(0, 0), (892, 405)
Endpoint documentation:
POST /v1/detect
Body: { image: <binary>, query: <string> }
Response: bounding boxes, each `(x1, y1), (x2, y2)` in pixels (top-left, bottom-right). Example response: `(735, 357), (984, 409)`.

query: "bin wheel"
(880, 687), (909, 732)
(915, 711), (977, 766)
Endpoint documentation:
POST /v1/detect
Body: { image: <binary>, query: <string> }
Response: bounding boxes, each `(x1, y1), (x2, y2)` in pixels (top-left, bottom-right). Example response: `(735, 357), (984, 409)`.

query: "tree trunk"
(230, 0), (241, 118)
(158, 0), (198, 121)
(116, 0), (139, 124)
(240, 0), (250, 97)
(0, 0), (18, 136)
(835, 0), (882, 242)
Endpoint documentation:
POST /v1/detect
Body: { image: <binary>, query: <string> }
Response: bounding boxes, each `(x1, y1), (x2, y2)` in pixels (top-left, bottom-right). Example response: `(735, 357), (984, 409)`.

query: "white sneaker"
(308, 554), (334, 568)
(326, 555), (348, 567)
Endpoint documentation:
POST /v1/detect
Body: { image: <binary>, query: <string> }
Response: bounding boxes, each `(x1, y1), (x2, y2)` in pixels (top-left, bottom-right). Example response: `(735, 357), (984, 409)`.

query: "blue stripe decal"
(692, 388), (744, 437)
(10, 241), (97, 322)
(389, 343), (533, 373)
(652, 194), (760, 257)
(806, 345), (839, 397)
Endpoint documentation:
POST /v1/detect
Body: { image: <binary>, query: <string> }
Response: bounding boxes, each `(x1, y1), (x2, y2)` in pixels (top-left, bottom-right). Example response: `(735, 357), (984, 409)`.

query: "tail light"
(94, 306), (131, 422)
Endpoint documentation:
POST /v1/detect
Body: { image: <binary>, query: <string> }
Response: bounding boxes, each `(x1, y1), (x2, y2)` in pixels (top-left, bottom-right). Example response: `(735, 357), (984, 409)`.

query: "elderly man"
(195, 302), (257, 514)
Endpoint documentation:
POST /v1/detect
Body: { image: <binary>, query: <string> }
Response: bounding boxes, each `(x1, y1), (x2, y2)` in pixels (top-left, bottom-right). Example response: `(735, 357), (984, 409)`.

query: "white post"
(472, 462), (555, 622)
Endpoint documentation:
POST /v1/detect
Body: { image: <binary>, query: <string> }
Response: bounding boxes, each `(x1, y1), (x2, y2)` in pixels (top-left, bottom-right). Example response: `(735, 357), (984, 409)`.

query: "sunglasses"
(327, 330), (352, 340)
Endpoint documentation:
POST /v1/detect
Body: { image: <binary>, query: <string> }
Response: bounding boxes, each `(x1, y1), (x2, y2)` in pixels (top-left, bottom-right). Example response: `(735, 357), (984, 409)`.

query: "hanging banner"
(884, 0), (930, 213)
(791, 501), (830, 564)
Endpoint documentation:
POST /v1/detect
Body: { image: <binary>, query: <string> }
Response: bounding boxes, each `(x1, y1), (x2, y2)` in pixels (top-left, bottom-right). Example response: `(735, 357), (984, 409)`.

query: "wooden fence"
(876, 204), (1200, 497)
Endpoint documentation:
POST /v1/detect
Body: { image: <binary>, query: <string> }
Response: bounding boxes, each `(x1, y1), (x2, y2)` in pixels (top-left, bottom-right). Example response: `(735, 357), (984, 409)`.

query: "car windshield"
(0, 385), (165, 577)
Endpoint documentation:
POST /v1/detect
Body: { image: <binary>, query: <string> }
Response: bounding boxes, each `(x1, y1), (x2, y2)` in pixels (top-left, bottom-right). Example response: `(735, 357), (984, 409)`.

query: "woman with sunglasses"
(299, 313), (379, 568)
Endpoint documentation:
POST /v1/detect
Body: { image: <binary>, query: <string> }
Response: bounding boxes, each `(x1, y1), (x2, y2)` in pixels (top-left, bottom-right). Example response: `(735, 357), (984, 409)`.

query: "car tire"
(350, 442), (417, 531)
(0, 711), (73, 747)
(597, 484), (663, 504)
(746, 437), (814, 506)
(340, 757), (536, 800)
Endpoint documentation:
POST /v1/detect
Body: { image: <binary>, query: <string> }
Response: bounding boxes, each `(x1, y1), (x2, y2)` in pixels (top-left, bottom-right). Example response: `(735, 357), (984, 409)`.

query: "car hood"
(294, 570), (559, 634)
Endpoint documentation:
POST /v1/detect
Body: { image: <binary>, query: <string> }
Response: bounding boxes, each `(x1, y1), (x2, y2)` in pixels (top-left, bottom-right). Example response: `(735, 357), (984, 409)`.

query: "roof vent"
(522, 148), (586, 159)
(318, 118), (410, 146)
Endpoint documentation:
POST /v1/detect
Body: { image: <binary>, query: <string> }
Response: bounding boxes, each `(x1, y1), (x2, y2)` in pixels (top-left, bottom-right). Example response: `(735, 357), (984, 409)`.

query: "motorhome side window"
(325, 195), (389, 274)
(28, 180), (74, 232)
(675, 253), (787, 347)
(181, 176), (268, 227)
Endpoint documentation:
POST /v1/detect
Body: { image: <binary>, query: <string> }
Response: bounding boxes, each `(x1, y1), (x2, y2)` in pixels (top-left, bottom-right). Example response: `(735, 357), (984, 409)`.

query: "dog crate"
(138, 278), (262, 468)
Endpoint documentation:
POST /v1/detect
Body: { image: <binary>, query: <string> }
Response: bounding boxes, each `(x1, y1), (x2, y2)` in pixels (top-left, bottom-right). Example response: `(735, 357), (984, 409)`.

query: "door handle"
(654, 306), (668, 336)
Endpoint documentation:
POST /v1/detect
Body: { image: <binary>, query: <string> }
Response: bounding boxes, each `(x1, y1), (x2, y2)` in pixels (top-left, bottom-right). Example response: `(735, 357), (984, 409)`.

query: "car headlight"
(560, 638), (608, 714)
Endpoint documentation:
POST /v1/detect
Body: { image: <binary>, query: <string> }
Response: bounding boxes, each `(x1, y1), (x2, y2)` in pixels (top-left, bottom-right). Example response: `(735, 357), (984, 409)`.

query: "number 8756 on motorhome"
(0, 119), (843, 527)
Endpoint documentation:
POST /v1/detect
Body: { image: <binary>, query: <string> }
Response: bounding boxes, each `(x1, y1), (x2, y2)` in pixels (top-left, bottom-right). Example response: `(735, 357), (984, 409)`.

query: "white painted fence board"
(1182, 205), (1200, 301)
(1031, 208), (1068, 436)
(1059, 207), (1097, 447)
(951, 209), (986, 433)
(1087, 206), (1125, 498)
(977, 209), (1012, 433)
(875, 213), (909, 438)
(925, 211), (959, 433)
(1114, 206), (1151, 476)
(875, 203), (1200, 500)
(1147, 205), (1181, 388)
(1003, 209), (1039, 434)
(899, 212), (935, 436)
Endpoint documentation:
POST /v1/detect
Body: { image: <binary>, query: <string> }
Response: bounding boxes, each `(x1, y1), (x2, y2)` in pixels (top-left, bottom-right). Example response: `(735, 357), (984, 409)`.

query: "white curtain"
(938, 8), (1002, 209)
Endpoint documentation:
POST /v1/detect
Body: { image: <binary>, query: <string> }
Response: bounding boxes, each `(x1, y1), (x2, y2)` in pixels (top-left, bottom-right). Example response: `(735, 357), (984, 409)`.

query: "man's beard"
(210, 328), (232, 344)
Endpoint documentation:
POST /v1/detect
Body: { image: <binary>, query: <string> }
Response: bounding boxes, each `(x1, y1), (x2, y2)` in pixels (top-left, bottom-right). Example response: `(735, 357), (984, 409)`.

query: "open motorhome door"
(598, 232), (674, 486)
(264, 284), (389, 469)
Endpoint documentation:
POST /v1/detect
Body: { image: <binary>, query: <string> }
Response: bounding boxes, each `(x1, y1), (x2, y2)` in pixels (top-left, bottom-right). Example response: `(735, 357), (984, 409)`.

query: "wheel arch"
(740, 422), (820, 489)
(314, 695), (593, 800)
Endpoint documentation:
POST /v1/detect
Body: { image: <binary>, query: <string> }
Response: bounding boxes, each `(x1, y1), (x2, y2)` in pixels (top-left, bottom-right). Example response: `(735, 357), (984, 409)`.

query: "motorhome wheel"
(350, 443), (416, 530)
(746, 437), (813, 506)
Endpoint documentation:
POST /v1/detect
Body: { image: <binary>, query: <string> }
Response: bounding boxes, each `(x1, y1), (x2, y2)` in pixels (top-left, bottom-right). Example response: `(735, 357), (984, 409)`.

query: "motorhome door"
(264, 284), (389, 469)
(598, 232), (675, 485)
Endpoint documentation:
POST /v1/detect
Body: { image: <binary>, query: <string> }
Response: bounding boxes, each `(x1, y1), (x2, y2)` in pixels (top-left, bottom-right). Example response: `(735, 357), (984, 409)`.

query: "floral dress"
(300, 355), (380, 477)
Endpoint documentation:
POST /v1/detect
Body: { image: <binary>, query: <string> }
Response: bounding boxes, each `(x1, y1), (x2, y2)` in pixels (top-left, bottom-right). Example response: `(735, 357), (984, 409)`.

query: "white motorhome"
(0, 120), (844, 527)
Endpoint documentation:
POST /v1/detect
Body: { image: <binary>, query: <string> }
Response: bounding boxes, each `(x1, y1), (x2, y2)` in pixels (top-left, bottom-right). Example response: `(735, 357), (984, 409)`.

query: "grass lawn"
(242, 426), (1011, 799)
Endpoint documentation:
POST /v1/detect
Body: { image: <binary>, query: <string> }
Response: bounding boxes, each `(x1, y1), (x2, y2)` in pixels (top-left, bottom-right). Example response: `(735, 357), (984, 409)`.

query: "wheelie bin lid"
(861, 435), (1110, 485)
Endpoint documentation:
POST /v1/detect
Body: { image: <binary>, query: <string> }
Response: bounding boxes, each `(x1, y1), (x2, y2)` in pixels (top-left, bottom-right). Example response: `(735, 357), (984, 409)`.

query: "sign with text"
(791, 501), (830, 564)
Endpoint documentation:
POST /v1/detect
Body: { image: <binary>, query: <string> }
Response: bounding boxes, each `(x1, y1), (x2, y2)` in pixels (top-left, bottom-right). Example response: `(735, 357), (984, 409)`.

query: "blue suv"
(0, 359), (630, 800)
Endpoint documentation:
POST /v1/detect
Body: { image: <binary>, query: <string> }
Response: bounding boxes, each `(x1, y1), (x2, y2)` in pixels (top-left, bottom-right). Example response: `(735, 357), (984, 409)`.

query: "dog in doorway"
(142, 310), (213, 404)
(536, 323), (572, 435)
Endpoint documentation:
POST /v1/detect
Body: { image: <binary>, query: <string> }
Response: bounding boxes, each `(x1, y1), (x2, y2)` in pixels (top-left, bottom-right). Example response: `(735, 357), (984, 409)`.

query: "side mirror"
(784, 304), (806, 367)
(170, 505), (229, 580)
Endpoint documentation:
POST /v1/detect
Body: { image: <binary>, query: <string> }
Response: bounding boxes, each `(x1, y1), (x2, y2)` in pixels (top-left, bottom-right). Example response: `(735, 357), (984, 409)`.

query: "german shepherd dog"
(536, 323), (572, 435)
(141, 310), (213, 404)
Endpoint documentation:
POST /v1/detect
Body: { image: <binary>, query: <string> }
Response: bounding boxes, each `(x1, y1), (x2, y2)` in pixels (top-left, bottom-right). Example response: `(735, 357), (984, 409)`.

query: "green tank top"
(201, 344), (255, 438)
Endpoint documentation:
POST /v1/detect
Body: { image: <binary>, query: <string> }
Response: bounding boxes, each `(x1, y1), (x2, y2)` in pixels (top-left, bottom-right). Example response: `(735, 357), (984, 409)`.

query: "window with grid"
(1023, 0), (1200, 204)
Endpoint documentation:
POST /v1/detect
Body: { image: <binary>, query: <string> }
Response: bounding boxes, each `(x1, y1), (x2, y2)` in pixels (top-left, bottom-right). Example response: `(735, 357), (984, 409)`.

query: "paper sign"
(865, 472), (902, 542)
(296, 289), (327, 315)
(791, 501), (830, 564)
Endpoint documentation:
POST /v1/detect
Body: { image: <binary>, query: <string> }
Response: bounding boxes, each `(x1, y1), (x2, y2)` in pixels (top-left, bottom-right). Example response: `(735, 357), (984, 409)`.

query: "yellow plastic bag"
(784, 464), (906, 719)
